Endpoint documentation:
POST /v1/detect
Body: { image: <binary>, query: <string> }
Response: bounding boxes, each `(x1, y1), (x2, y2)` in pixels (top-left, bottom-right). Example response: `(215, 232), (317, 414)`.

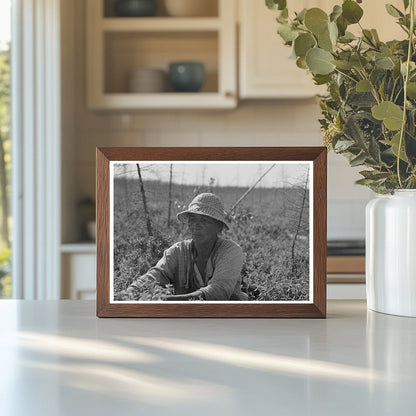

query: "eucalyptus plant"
(266, 0), (416, 193)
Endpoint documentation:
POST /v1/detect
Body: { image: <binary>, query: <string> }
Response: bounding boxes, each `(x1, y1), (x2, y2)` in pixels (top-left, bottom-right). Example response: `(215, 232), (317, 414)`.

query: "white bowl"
(128, 68), (167, 93)
(164, 0), (217, 17)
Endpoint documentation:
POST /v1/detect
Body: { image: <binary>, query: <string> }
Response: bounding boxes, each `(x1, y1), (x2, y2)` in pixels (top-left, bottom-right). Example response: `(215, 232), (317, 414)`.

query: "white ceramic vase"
(366, 190), (416, 317)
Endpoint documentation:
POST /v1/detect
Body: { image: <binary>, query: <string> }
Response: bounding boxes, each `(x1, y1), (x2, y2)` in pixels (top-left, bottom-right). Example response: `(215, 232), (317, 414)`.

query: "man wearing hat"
(125, 193), (248, 301)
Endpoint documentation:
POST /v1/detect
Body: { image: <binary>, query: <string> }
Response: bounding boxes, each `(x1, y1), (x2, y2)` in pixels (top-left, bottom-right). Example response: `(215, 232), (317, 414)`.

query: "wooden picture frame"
(96, 147), (327, 318)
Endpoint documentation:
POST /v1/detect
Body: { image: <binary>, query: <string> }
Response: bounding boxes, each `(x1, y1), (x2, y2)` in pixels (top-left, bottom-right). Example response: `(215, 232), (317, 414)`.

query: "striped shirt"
(132, 237), (248, 300)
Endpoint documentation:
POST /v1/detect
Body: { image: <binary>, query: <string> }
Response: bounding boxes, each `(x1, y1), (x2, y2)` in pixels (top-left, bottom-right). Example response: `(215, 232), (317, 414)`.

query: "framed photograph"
(96, 147), (327, 318)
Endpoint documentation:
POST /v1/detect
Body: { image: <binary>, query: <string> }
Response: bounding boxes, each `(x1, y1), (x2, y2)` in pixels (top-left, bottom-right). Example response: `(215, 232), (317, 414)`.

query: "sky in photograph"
(0, 0), (11, 49)
(113, 162), (311, 189)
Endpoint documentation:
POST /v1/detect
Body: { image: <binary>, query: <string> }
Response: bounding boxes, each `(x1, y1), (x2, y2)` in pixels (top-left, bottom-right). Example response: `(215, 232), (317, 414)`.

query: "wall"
(61, 0), (375, 243)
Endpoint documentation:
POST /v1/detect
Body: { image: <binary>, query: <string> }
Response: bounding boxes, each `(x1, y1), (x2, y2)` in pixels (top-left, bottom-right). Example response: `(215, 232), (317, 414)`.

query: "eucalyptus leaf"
(348, 92), (378, 107)
(330, 5), (342, 21)
(304, 8), (329, 35)
(380, 44), (393, 56)
(369, 136), (382, 163)
(329, 82), (341, 101)
(372, 101), (404, 130)
(350, 54), (368, 70)
(350, 152), (368, 166)
(342, 0), (363, 24)
(375, 55), (395, 70)
(339, 31), (356, 43)
(401, 61), (416, 76)
(296, 57), (308, 69)
(387, 132), (409, 162)
(356, 79), (372, 92)
(371, 29), (380, 42)
(363, 29), (376, 46)
(296, 8), (307, 23)
(328, 21), (338, 45)
(371, 67), (387, 85)
(305, 48), (335, 75)
(407, 82), (416, 99)
(355, 178), (378, 186)
(385, 4), (404, 17)
(313, 74), (332, 85)
(333, 60), (353, 70)
(277, 23), (299, 43)
(409, 109), (416, 138)
(266, 0), (287, 11)
(344, 114), (367, 147)
(360, 170), (391, 180)
(294, 33), (316, 58)
(276, 14), (288, 24)
(378, 78), (386, 100)
(334, 140), (355, 151)
(336, 15), (348, 36)
(318, 27), (334, 52)
(399, 14), (411, 29)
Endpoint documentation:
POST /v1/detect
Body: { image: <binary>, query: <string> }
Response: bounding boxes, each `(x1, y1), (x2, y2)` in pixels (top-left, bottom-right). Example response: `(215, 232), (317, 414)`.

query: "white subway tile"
(178, 110), (227, 130)
(132, 112), (180, 130)
(142, 130), (201, 146)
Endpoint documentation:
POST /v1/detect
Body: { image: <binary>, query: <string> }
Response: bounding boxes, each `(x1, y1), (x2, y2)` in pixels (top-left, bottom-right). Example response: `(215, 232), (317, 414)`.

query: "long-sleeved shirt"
(131, 237), (248, 300)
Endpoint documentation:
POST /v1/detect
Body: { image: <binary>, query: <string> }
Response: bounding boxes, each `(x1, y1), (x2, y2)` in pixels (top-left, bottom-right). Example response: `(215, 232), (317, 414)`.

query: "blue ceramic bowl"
(114, 0), (157, 17)
(168, 62), (205, 92)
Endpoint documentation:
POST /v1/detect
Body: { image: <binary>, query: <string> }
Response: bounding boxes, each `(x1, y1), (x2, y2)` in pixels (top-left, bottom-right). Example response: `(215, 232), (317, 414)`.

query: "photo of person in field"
(124, 193), (248, 301)
(113, 162), (311, 302)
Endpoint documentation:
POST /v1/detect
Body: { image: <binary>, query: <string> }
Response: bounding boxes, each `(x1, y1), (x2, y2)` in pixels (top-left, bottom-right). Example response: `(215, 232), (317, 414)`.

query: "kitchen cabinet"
(326, 256), (366, 300)
(238, 0), (326, 99)
(61, 244), (96, 300)
(86, 0), (237, 109)
(238, 0), (404, 99)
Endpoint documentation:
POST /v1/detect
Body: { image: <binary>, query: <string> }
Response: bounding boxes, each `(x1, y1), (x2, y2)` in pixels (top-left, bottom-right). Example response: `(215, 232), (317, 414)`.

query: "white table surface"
(0, 300), (415, 416)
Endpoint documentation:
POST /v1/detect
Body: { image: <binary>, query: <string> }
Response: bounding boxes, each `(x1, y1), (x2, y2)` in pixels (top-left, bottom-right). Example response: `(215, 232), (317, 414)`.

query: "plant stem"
(358, 69), (381, 104)
(397, 0), (415, 188)
(334, 68), (358, 84)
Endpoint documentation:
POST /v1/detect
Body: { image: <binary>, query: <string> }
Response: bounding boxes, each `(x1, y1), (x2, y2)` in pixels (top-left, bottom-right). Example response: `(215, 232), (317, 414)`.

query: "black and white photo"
(110, 161), (313, 303)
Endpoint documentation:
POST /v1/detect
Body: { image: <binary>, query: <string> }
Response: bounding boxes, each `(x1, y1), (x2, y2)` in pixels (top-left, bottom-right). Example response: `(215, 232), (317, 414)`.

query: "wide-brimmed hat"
(177, 193), (230, 230)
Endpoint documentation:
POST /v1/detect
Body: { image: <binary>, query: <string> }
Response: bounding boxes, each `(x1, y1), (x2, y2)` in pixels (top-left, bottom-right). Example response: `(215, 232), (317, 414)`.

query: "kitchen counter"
(0, 300), (415, 415)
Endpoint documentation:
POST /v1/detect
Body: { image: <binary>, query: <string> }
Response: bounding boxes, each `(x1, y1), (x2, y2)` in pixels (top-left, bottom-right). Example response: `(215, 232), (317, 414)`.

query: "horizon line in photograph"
(112, 161), (312, 189)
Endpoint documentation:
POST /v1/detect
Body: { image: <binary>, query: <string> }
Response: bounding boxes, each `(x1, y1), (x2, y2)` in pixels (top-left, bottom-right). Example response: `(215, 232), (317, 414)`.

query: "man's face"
(187, 213), (222, 243)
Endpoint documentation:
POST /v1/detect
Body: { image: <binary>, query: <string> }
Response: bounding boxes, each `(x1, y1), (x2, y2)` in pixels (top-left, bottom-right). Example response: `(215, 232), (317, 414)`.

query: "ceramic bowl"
(168, 62), (205, 92)
(128, 68), (167, 93)
(164, 0), (217, 17)
(114, 0), (158, 17)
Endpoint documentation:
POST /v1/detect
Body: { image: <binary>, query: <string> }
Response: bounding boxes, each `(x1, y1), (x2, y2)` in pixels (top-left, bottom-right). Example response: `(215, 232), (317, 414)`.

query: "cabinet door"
(239, 0), (404, 99)
(61, 253), (96, 300)
(239, 0), (326, 99)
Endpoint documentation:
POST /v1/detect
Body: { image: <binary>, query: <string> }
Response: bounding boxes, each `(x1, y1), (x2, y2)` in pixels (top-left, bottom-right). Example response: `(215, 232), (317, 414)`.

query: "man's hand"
(163, 290), (205, 301)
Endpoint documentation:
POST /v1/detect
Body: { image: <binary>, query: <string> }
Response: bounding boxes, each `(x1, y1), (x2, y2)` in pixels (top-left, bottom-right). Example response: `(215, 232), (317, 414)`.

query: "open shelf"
(86, 0), (236, 109)
(104, 31), (218, 94)
(101, 17), (221, 31)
